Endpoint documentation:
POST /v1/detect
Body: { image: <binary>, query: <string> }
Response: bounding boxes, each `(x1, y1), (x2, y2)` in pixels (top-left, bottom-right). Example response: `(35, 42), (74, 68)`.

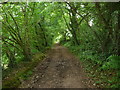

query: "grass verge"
(2, 52), (45, 88)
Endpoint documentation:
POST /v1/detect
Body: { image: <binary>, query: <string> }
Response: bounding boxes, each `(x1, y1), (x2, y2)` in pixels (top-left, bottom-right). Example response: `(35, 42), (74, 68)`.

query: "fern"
(108, 55), (120, 61)
(101, 55), (120, 70)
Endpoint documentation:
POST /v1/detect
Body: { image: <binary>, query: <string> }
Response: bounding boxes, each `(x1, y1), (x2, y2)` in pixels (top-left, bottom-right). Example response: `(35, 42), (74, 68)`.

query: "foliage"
(61, 2), (119, 88)
(101, 55), (120, 70)
(2, 53), (45, 88)
(1, 2), (119, 88)
(67, 45), (119, 88)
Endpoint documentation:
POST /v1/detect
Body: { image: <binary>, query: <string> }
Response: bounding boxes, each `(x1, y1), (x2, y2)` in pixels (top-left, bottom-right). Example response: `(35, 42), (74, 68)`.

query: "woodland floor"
(19, 45), (95, 88)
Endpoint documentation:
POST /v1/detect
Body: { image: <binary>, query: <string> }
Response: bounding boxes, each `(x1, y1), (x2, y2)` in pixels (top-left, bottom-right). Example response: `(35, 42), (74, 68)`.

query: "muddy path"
(20, 45), (95, 88)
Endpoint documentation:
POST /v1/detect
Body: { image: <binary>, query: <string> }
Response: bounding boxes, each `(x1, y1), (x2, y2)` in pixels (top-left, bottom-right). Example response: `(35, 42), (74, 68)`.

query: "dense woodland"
(1, 2), (120, 88)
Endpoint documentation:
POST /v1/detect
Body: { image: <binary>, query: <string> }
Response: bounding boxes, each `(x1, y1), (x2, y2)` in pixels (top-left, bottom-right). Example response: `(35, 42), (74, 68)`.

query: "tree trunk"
(6, 50), (16, 68)
(22, 45), (31, 61)
(117, 10), (120, 55)
(38, 22), (48, 47)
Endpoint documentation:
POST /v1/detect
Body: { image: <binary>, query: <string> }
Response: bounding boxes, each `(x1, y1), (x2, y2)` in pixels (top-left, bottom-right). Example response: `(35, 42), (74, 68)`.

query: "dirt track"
(20, 45), (95, 88)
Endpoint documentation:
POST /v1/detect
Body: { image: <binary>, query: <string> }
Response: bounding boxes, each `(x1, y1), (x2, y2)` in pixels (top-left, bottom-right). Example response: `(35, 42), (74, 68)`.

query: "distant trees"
(61, 2), (89, 45)
(94, 2), (120, 54)
(1, 2), (119, 71)
(1, 2), (119, 88)
(60, 2), (119, 55)
(2, 2), (53, 69)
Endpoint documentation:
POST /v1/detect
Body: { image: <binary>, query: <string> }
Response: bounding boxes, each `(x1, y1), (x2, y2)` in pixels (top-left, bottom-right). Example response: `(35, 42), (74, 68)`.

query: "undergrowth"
(65, 44), (120, 88)
(2, 53), (45, 88)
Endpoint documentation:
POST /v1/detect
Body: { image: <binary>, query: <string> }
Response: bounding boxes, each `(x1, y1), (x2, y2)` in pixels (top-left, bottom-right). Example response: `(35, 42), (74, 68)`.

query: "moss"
(2, 53), (46, 88)
(3, 77), (21, 88)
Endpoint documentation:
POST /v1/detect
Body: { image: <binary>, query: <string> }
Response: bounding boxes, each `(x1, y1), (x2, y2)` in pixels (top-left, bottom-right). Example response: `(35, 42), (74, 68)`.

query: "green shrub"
(101, 55), (120, 70)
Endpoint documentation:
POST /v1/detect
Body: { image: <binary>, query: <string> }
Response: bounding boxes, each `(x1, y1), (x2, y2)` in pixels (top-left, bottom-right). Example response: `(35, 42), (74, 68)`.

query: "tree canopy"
(1, 2), (120, 88)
